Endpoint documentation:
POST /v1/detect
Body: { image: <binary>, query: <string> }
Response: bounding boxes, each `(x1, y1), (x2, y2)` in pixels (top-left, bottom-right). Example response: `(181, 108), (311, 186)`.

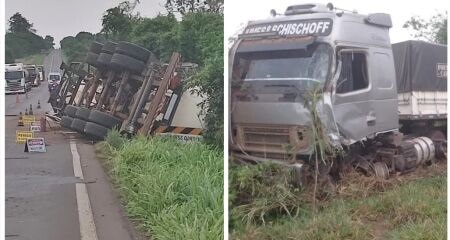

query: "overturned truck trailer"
(53, 41), (204, 140)
(229, 3), (447, 180)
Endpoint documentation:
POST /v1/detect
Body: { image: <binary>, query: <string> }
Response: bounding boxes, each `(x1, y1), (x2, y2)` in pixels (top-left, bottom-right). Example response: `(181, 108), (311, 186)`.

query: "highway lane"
(5, 49), (140, 240)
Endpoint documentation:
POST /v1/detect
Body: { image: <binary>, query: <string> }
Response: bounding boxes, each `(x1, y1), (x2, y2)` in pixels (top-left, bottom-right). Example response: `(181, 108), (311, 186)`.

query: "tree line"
(5, 12), (54, 63)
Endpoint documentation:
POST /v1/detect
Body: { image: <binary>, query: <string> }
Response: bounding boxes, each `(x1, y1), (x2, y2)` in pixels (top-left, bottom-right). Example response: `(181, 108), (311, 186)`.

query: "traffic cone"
(29, 104), (33, 115)
(16, 93), (20, 103)
(37, 100), (41, 109)
(18, 112), (24, 126)
(25, 108), (29, 115)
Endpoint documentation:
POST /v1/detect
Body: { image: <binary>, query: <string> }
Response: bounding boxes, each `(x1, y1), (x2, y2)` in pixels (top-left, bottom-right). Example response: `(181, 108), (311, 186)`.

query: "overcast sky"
(225, 0), (448, 44)
(5, 0), (166, 47)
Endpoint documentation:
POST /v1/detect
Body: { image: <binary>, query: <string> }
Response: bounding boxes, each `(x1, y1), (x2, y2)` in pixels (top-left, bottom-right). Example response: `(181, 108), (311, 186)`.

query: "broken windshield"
(233, 43), (331, 84)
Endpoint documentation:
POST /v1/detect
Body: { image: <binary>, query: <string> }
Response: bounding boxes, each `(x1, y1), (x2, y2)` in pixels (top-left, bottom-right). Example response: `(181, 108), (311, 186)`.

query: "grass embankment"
(230, 163), (447, 240)
(97, 131), (223, 239)
(16, 53), (45, 65)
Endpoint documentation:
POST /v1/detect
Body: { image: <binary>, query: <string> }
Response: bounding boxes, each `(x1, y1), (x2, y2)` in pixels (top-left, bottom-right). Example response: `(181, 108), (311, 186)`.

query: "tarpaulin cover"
(392, 40), (447, 93)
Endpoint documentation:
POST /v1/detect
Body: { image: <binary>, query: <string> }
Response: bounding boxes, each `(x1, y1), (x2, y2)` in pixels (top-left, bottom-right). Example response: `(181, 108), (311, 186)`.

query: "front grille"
(238, 125), (310, 155)
(6, 82), (23, 91)
(243, 126), (291, 148)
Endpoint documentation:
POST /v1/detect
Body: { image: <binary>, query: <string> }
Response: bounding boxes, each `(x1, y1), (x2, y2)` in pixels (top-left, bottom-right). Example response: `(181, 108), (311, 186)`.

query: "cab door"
(331, 49), (375, 142)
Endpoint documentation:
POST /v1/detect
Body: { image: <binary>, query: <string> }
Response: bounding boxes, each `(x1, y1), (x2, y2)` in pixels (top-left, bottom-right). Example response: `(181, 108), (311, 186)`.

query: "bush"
(100, 134), (224, 239)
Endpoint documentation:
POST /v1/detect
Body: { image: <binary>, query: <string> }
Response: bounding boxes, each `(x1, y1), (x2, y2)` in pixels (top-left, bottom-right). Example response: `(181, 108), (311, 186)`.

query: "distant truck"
(25, 65), (40, 87)
(5, 63), (30, 94)
(229, 3), (447, 180)
(37, 65), (45, 82)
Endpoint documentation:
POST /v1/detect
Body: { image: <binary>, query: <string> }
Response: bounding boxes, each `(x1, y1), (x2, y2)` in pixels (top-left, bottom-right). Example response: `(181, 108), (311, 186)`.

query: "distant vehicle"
(48, 72), (61, 85)
(25, 65), (40, 87)
(5, 63), (30, 94)
(37, 65), (45, 81)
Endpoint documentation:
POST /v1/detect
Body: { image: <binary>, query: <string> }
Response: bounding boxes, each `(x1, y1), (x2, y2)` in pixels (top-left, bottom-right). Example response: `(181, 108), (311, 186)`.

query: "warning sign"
(30, 124), (41, 132)
(25, 138), (47, 153)
(22, 115), (36, 125)
(16, 130), (34, 143)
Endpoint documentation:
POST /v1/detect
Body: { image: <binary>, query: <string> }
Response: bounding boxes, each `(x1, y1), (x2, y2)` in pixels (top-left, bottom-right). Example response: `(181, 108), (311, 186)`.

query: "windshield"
(49, 75), (60, 81)
(26, 68), (36, 75)
(231, 43), (332, 102)
(233, 43), (331, 83)
(5, 71), (24, 79)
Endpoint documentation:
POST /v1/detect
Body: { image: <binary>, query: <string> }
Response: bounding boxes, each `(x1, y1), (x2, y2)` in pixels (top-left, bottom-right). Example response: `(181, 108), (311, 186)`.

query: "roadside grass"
(16, 53), (45, 65)
(230, 163), (447, 240)
(96, 131), (223, 240)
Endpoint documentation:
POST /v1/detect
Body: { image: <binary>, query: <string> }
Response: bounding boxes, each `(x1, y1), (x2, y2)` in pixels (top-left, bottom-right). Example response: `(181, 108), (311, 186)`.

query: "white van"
(48, 72), (62, 85)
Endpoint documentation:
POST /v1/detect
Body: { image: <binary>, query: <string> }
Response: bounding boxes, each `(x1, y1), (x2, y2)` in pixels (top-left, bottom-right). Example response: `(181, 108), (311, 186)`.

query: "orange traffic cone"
(37, 100), (41, 109)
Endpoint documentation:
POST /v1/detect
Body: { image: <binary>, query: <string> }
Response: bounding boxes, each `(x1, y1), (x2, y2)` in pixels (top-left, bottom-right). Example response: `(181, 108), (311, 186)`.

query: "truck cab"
(25, 65), (40, 87)
(230, 3), (398, 162)
(5, 63), (30, 94)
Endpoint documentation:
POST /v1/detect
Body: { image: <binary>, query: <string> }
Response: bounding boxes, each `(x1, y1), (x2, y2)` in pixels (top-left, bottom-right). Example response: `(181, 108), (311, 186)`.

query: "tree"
(101, 1), (139, 40)
(165, 0), (223, 15)
(8, 12), (34, 33)
(403, 11), (447, 44)
(44, 35), (55, 48)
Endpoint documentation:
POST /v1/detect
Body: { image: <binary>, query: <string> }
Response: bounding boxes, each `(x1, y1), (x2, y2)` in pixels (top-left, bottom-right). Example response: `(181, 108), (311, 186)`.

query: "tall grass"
(98, 131), (223, 239)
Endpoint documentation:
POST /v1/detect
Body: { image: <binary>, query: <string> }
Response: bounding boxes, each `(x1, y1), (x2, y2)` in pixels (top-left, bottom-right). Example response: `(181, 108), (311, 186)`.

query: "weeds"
(98, 132), (223, 240)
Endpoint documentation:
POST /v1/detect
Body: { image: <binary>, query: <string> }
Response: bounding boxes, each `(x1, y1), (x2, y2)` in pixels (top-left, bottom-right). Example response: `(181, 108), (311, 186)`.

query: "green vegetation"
(230, 163), (447, 239)
(404, 11), (447, 44)
(97, 130), (224, 239)
(5, 12), (53, 63)
(16, 53), (46, 65)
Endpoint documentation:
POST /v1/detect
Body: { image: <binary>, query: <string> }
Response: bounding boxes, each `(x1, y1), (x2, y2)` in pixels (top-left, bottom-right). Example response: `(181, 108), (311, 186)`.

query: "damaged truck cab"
(230, 3), (445, 178)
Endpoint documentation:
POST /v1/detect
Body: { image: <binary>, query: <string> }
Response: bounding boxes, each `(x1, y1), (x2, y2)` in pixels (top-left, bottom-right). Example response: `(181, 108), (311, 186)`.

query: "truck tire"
(75, 107), (91, 121)
(97, 53), (112, 67)
(110, 53), (145, 74)
(84, 122), (109, 140)
(61, 116), (74, 129)
(89, 41), (103, 54)
(64, 105), (78, 118)
(88, 110), (122, 129)
(101, 41), (117, 54)
(86, 52), (100, 68)
(71, 118), (87, 133)
(116, 42), (151, 62)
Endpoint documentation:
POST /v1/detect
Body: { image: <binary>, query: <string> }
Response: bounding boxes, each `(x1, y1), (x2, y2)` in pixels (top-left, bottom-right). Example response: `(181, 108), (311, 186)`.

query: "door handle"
(366, 112), (376, 126)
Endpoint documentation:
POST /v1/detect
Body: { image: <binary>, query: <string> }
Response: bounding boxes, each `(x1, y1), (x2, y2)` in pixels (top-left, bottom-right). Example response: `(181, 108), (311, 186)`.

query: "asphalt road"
(5, 50), (140, 240)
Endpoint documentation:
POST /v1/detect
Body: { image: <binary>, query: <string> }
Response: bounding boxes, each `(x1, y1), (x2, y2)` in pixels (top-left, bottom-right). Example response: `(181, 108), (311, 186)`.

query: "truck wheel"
(427, 130), (446, 160)
(88, 110), (122, 129)
(86, 52), (100, 68)
(97, 53), (112, 67)
(116, 42), (151, 62)
(101, 41), (117, 54)
(75, 107), (91, 121)
(89, 41), (103, 54)
(373, 162), (389, 179)
(110, 53), (145, 74)
(84, 122), (109, 140)
(64, 105), (78, 118)
(61, 116), (74, 129)
(71, 118), (87, 133)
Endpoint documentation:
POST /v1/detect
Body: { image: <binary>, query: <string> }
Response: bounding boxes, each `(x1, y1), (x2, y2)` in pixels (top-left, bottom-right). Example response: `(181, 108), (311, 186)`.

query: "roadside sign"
(16, 130), (34, 143)
(30, 124), (41, 132)
(158, 133), (203, 143)
(22, 115), (36, 125)
(25, 138), (47, 153)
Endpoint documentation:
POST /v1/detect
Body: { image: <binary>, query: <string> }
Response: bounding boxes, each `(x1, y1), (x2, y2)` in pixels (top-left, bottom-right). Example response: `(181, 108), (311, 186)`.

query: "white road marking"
(70, 139), (98, 240)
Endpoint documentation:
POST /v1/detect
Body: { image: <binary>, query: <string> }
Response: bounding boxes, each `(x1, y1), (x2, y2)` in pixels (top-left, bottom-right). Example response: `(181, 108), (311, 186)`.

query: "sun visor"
(237, 36), (315, 53)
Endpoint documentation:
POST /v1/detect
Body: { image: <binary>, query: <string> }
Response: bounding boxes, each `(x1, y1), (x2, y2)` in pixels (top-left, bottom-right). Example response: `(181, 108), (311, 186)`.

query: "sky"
(225, 0), (449, 44)
(5, 0), (166, 47)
